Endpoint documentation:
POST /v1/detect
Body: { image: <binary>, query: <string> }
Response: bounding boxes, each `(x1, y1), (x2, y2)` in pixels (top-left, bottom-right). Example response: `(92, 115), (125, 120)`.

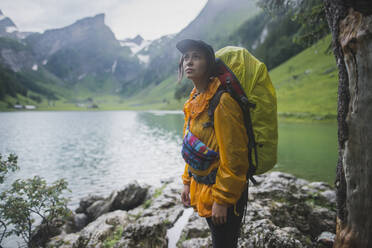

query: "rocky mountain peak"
(26, 12), (118, 60)
(132, 35), (144, 45)
(0, 10), (19, 38)
(74, 13), (105, 27)
(121, 35), (144, 46)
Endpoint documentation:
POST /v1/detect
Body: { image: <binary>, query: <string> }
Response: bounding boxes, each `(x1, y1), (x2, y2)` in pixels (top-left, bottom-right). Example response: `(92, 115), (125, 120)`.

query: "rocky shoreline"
(43, 172), (336, 248)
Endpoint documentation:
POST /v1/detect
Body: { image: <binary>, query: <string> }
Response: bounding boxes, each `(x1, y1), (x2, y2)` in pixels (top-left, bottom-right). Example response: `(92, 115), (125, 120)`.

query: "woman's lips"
(185, 68), (193, 73)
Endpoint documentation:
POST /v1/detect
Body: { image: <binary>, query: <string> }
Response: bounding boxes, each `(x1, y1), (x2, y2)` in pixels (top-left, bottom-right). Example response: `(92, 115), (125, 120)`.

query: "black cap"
(176, 39), (215, 62)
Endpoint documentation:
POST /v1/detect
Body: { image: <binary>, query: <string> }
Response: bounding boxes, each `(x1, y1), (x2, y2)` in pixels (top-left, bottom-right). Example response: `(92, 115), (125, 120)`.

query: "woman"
(177, 39), (249, 248)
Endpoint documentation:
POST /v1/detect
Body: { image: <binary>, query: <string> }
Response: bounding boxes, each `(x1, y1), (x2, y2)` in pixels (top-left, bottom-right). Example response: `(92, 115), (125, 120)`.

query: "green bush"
(0, 154), (70, 248)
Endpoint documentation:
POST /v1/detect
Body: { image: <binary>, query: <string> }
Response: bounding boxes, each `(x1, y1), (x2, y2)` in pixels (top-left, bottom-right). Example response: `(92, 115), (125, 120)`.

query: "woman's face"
(182, 48), (208, 82)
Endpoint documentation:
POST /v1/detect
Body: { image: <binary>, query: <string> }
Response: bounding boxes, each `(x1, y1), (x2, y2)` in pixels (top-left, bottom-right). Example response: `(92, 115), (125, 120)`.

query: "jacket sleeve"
(182, 164), (191, 185)
(181, 115), (191, 185)
(212, 93), (249, 205)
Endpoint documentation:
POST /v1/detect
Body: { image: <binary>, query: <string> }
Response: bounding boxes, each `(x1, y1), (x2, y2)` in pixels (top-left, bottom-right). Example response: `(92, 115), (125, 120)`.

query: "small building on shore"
(13, 104), (23, 109)
(25, 105), (37, 110)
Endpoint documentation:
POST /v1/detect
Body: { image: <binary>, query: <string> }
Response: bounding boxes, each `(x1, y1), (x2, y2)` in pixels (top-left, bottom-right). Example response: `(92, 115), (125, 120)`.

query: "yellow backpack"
(208, 46), (278, 183)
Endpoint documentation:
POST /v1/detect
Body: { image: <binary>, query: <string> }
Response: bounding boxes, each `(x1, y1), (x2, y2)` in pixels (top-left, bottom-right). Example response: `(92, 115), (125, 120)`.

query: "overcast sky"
(1, 0), (208, 40)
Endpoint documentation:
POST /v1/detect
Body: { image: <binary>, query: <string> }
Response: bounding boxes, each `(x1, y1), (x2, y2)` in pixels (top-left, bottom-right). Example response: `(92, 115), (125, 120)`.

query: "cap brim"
(176, 39), (203, 53)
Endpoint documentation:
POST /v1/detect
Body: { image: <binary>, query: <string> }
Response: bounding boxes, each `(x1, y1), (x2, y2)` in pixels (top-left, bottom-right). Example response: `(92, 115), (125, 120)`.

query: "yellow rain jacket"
(182, 77), (249, 217)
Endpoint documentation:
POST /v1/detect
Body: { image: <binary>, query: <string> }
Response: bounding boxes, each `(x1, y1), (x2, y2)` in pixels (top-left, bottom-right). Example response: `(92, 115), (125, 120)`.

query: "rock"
(111, 181), (149, 211)
(67, 213), (88, 233)
(86, 199), (112, 221)
(308, 207), (336, 236)
(161, 176), (176, 184)
(48, 210), (129, 247)
(179, 212), (209, 240)
(48, 233), (80, 248)
(47, 172), (336, 248)
(308, 182), (333, 191)
(238, 219), (312, 248)
(250, 172), (309, 202)
(317, 231), (335, 248)
(30, 217), (65, 248)
(105, 181), (185, 247)
(75, 194), (105, 214)
(119, 215), (169, 247)
(81, 210), (128, 247)
(180, 237), (212, 248)
(177, 172), (336, 248)
(320, 190), (336, 205)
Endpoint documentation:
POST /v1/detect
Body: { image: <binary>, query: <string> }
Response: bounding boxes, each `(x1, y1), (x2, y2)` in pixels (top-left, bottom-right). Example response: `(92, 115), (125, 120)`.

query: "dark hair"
(177, 49), (216, 83)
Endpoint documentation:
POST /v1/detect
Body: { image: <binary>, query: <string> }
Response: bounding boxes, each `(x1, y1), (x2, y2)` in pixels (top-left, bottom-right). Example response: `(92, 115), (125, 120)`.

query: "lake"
(0, 110), (337, 211)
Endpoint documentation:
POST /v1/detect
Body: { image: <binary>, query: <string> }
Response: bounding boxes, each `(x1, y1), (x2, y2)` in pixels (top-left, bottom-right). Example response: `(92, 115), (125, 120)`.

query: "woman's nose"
(186, 59), (193, 66)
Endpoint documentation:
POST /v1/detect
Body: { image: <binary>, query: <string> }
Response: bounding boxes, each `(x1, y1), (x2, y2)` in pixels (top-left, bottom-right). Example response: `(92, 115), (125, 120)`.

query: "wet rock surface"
(46, 172), (336, 248)
(47, 179), (183, 247)
(178, 172), (336, 248)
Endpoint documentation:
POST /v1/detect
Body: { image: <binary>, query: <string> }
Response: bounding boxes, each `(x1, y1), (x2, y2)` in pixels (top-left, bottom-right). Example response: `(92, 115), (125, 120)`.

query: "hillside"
(271, 35), (337, 121)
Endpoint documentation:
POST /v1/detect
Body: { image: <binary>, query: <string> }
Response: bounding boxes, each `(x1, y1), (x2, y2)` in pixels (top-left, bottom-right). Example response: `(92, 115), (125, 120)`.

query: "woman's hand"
(212, 202), (228, 225)
(181, 184), (191, 207)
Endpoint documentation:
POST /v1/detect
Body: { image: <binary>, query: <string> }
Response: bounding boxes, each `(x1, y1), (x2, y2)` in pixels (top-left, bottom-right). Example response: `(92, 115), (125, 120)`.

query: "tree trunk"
(324, 0), (372, 247)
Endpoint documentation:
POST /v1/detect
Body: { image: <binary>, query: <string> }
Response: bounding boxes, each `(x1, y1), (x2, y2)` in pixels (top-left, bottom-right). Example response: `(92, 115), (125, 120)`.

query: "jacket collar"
(184, 77), (221, 120)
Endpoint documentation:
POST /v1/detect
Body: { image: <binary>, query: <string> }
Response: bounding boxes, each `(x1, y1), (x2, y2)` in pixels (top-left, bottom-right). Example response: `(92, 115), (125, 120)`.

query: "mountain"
(0, 10), (17, 35)
(0, 10), (38, 73)
(25, 13), (142, 90)
(119, 35), (152, 65)
(0, 12), (146, 106)
(176, 0), (259, 48)
(0, 10), (33, 40)
(229, 11), (306, 70)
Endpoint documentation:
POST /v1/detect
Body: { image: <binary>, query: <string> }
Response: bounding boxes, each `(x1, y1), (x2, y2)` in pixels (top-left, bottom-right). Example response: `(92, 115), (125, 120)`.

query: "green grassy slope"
(270, 35), (338, 121)
(124, 75), (185, 110)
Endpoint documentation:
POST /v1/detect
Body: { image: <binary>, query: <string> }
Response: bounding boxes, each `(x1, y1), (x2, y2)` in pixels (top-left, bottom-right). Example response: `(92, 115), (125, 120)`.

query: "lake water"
(0, 110), (337, 247)
(0, 110), (337, 208)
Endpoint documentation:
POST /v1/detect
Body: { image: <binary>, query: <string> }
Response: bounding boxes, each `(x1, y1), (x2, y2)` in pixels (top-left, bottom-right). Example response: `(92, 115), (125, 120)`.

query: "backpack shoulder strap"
(203, 86), (226, 129)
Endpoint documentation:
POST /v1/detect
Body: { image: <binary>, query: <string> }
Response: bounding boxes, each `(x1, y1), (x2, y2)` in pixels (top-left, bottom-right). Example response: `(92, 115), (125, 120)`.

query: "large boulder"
(75, 194), (105, 214)
(74, 181), (149, 226)
(111, 181), (149, 211)
(48, 179), (184, 248)
(113, 179), (184, 248)
(179, 237), (212, 248)
(86, 199), (112, 222)
(178, 212), (210, 241)
(48, 210), (129, 247)
(117, 216), (169, 248)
